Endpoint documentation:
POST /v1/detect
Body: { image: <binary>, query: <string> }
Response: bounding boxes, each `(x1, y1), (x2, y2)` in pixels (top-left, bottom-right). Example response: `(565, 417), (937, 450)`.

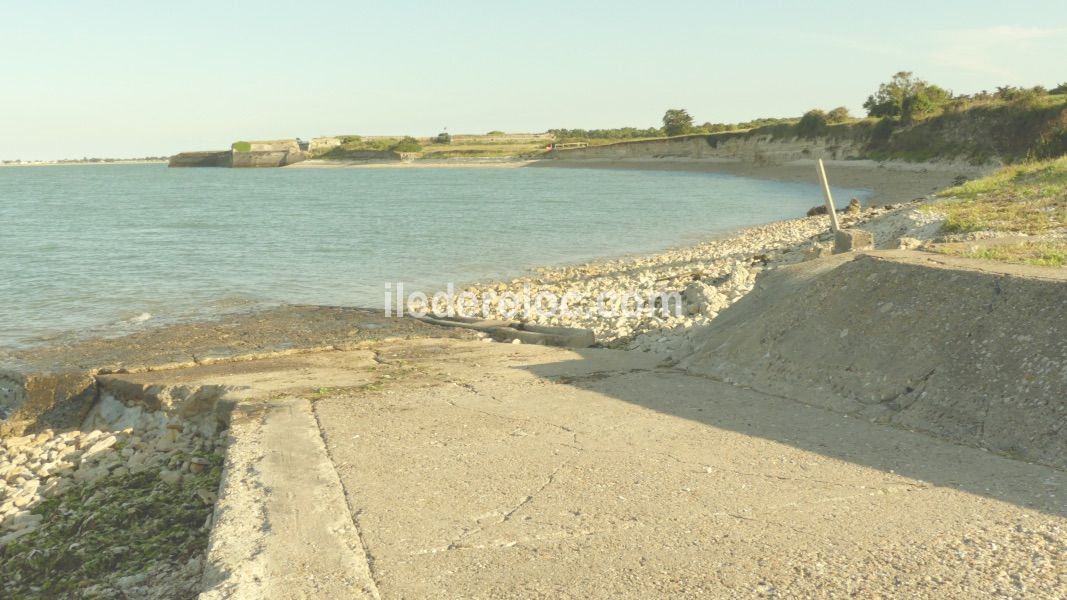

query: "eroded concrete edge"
(199, 398), (378, 600)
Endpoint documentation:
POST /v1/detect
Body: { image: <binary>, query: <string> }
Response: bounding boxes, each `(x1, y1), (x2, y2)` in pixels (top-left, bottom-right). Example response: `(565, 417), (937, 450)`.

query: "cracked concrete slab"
(313, 339), (1067, 598)
(97, 335), (1065, 597)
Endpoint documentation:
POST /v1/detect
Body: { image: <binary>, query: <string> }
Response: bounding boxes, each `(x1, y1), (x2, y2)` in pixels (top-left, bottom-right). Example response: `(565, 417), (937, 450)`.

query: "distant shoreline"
(0, 160), (167, 167)
(527, 158), (990, 206)
(293, 156), (985, 206)
(289, 158), (537, 169)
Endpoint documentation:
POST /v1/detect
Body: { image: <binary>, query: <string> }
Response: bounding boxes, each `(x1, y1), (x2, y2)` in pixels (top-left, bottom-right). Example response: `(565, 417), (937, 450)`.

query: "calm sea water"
(0, 164), (867, 348)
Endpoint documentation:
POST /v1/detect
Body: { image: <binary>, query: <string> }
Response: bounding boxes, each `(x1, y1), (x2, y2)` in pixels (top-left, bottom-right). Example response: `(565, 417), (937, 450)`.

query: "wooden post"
(816, 158), (840, 232)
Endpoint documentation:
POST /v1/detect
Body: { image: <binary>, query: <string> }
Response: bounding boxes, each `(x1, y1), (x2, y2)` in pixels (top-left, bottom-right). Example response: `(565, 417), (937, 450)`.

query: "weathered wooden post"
(816, 159), (840, 232)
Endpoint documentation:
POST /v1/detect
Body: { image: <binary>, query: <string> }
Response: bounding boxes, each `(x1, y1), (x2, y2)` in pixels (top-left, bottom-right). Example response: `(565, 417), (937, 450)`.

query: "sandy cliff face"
(549, 100), (1067, 166)
(230, 150), (305, 168)
(168, 151), (232, 168)
(168, 148), (305, 168)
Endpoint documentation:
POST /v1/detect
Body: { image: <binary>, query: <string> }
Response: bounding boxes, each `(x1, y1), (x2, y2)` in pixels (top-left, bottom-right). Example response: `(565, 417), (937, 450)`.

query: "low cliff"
(231, 150), (305, 168)
(547, 133), (862, 164)
(169, 139), (306, 168)
(549, 97), (1067, 166)
(168, 151), (232, 168)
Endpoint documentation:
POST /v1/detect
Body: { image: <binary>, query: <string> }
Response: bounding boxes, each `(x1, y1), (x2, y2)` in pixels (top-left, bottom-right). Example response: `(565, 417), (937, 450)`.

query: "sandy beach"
(289, 158), (538, 169)
(291, 156), (985, 206)
(527, 157), (989, 205)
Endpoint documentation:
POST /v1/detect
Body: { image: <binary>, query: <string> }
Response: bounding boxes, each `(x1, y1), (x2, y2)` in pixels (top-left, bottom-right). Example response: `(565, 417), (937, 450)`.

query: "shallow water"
(0, 164), (867, 348)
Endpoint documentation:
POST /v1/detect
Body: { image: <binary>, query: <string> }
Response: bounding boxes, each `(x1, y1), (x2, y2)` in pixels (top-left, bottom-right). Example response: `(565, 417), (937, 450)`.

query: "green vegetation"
(827, 106), (851, 123)
(936, 241), (1067, 267)
(231, 141), (251, 152)
(925, 158), (1067, 267)
(0, 452), (223, 598)
(796, 109), (830, 139)
(313, 135), (424, 159)
(662, 109), (694, 137)
(302, 72), (1066, 165)
(392, 136), (423, 152)
(547, 126), (662, 145)
(701, 74), (1066, 165)
(934, 157), (1067, 234)
(863, 71), (951, 124)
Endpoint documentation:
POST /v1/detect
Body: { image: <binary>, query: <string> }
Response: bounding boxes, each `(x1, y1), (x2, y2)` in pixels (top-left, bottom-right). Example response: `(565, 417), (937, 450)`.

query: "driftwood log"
(412, 315), (595, 347)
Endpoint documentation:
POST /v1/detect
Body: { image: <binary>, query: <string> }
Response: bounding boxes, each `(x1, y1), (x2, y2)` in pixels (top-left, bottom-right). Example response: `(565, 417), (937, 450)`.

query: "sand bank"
(528, 157), (990, 205)
(291, 155), (985, 206)
(288, 158), (536, 169)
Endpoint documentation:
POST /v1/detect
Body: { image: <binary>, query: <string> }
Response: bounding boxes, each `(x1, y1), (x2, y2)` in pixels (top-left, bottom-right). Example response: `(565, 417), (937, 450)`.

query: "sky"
(2, 1), (1065, 160)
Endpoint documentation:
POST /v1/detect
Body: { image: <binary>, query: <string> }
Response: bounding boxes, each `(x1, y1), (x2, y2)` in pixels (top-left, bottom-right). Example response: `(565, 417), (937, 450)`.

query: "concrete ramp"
(679, 251), (1067, 469)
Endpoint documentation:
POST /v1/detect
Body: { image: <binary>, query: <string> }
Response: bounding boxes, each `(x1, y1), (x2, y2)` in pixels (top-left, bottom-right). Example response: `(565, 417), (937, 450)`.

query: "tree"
(796, 109), (828, 138)
(1052, 83), (1067, 95)
(662, 109), (694, 136)
(826, 106), (851, 123)
(392, 136), (423, 152)
(863, 72), (951, 123)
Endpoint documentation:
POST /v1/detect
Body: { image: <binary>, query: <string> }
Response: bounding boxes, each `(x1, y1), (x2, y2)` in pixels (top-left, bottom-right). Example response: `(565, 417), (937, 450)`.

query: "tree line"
(551, 73), (1067, 141)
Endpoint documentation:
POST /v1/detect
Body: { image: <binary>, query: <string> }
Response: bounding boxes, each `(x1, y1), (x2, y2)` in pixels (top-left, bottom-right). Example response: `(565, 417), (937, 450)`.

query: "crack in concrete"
(310, 404), (383, 599)
(501, 457), (574, 523)
(877, 368), (936, 410)
(439, 455), (577, 552)
(409, 520), (645, 556)
(443, 381), (575, 434)
(549, 367), (653, 385)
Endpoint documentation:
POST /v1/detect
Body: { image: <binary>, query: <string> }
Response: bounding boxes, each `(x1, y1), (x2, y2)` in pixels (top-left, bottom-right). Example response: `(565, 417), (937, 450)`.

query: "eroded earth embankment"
(680, 251), (1067, 469)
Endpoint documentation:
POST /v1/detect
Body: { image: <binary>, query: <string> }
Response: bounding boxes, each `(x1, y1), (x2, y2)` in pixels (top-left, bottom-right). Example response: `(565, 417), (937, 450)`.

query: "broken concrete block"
(833, 228), (874, 253)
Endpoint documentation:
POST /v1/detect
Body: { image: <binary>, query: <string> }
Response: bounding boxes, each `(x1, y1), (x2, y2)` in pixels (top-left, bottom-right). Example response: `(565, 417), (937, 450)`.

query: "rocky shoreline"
(445, 199), (946, 358)
(0, 394), (227, 598)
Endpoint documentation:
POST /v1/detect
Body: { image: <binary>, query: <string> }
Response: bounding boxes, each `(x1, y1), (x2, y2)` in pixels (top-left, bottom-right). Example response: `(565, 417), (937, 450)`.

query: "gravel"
(437, 202), (940, 357)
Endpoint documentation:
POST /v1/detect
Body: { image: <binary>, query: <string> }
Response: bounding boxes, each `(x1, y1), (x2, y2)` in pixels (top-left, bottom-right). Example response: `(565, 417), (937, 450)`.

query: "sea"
(0, 164), (868, 348)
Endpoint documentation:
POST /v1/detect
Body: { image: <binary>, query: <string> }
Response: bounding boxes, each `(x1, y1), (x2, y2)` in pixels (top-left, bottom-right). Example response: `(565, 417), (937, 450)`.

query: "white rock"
(0, 527), (35, 546)
(73, 465), (108, 484)
(3, 511), (42, 531)
(82, 435), (118, 461)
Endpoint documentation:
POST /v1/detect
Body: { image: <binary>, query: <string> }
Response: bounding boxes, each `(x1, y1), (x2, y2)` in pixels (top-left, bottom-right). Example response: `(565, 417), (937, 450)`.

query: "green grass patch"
(934, 240), (1067, 267)
(0, 452), (224, 598)
(931, 157), (1067, 234)
(231, 141), (251, 152)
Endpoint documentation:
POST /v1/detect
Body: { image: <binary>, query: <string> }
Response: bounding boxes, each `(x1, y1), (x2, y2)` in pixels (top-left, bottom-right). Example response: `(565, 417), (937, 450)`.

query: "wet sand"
(291, 156), (985, 206)
(528, 158), (989, 206)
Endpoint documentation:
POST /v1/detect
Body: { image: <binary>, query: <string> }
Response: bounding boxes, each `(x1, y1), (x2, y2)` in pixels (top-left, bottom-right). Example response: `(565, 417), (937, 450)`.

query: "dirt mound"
(679, 251), (1067, 469)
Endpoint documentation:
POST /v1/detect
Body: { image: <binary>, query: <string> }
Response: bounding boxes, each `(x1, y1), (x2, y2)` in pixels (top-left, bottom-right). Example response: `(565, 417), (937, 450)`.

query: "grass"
(934, 240), (1067, 267)
(932, 157), (1067, 234)
(419, 141), (549, 159)
(0, 451), (223, 598)
(922, 157), (1067, 268)
(870, 95), (1067, 164)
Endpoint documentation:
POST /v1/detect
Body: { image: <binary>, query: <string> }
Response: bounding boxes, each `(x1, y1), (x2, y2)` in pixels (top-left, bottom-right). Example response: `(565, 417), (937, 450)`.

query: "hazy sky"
(2, 1), (1065, 160)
